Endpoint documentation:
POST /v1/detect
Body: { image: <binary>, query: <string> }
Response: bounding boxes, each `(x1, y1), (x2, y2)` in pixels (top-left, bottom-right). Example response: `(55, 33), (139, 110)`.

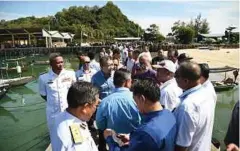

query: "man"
(153, 60), (182, 111)
(177, 53), (193, 65)
(199, 63), (217, 103)
(131, 49), (141, 76)
(167, 49), (179, 69)
(88, 51), (100, 71)
(76, 56), (97, 82)
(138, 45), (152, 62)
(113, 58), (124, 71)
(91, 56), (115, 100)
(133, 54), (157, 82)
(38, 53), (76, 143)
(91, 56), (115, 151)
(104, 79), (177, 151)
(224, 101), (239, 151)
(124, 49), (135, 72)
(152, 49), (166, 65)
(52, 81), (99, 151)
(96, 69), (141, 146)
(174, 62), (215, 151)
(77, 50), (86, 70)
(113, 49), (121, 61)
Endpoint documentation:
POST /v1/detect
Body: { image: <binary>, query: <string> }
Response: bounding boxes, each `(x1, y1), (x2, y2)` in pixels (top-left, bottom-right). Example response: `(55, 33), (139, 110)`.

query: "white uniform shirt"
(38, 69), (76, 140)
(52, 111), (98, 151)
(174, 61), (179, 69)
(160, 78), (182, 111)
(174, 85), (215, 151)
(76, 69), (97, 83)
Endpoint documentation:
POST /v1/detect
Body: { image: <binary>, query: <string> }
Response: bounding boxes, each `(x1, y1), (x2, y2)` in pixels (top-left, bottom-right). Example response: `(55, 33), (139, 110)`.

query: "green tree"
(144, 24), (165, 42)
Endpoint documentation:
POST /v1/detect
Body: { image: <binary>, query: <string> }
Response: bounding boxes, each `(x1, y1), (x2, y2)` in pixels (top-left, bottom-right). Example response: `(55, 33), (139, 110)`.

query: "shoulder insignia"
(39, 71), (47, 75)
(69, 124), (83, 144)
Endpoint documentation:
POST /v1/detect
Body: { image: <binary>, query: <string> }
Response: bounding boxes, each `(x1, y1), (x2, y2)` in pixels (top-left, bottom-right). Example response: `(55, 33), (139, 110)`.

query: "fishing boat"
(0, 84), (9, 99)
(210, 66), (239, 92)
(0, 76), (35, 87)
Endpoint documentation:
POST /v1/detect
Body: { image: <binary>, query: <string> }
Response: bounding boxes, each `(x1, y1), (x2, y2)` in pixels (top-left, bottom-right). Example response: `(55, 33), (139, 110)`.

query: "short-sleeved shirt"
(76, 69), (97, 83)
(107, 109), (177, 151)
(91, 70), (115, 99)
(96, 87), (141, 133)
(38, 69), (76, 117)
(52, 111), (98, 151)
(174, 85), (215, 151)
(160, 78), (182, 111)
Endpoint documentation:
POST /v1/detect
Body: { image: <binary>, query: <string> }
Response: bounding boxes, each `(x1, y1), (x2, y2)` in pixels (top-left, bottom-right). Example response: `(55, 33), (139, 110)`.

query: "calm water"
(0, 55), (238, 151)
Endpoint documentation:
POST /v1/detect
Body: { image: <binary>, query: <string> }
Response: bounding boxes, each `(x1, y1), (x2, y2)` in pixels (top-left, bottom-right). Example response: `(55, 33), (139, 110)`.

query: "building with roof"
(0, 28), (75, 49)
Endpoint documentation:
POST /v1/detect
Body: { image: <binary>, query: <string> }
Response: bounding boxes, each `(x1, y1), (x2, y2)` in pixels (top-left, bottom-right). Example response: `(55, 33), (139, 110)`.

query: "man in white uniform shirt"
(76, 56), (97, 82)
(153, 60), (182, 111)
(38, 53), (76, 143)
(174, 62), (215, 151)
(52, 81), (99, 151)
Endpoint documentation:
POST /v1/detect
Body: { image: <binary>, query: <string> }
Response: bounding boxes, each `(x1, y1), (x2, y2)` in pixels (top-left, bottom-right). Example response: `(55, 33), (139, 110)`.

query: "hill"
(0, 1), (144, 41)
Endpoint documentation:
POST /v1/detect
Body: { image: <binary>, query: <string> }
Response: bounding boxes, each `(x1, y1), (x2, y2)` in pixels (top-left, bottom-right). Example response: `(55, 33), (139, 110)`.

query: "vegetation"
(144, 24), (165, 42)
(0, 1), (144, 42)
(169, 14), (210, 44)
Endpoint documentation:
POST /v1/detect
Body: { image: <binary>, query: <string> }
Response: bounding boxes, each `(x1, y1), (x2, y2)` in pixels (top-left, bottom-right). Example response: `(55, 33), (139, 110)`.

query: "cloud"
(129, 1), (239, 36)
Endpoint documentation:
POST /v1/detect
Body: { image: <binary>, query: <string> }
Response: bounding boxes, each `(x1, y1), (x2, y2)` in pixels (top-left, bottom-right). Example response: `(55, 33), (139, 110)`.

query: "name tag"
(62, 77), (72, 83)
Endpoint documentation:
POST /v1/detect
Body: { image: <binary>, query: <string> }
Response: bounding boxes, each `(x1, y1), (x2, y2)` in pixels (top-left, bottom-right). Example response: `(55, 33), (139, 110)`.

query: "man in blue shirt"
(96, 69), (141, 147)
(104, 79), (177, 151)
(91, 56), (115, 151)
(91, 56), (115, 100)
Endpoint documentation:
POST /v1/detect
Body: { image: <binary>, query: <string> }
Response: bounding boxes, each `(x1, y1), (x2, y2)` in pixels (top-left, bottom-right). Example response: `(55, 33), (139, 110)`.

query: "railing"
(0, 46), (110, 59)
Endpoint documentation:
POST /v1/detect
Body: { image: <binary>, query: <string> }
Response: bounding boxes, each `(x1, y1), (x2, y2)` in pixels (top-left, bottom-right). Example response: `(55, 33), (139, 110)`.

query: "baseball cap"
(177, 53), (193, 62)
(152, 60), (176, 73)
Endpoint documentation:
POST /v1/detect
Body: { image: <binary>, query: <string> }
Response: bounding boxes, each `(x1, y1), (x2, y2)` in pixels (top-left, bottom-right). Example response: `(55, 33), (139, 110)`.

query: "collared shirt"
(174, 84), (215, 151)
(52, 111), (98, 151)
(91, 70), (115, 99)
(96, 87), (141, 133)
(160, 78), (182, 111)
(107, 109), (177, 151)
(38, 69), (76, 116)
(76, 69), (97, 83)
(89, 59), (101, 71)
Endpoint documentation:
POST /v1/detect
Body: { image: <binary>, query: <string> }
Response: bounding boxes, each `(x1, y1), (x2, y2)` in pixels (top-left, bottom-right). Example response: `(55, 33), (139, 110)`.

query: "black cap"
(177, 53), (193, 62)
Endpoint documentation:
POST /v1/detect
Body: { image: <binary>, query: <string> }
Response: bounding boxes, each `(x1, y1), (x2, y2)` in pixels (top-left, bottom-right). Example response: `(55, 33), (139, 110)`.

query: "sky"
(0, 1), (239, 36)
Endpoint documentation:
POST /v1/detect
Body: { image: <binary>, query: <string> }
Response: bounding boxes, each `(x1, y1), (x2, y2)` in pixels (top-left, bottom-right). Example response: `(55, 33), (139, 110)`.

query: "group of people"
(38, 45), (239, 151)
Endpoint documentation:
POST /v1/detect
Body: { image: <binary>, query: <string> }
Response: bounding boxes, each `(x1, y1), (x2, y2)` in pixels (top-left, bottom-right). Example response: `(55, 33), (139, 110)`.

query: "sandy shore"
(160, 48), (239, 81)
(177, 48), (239, 68)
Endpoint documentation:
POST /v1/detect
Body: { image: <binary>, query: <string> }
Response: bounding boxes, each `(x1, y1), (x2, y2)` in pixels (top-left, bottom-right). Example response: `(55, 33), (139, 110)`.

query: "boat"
(0, 84), (9, 99)
(5, 56), (26, 62)
(210, 66), (239, 92)
(0, 76), (35, 87)
(0, 66), (28, 72)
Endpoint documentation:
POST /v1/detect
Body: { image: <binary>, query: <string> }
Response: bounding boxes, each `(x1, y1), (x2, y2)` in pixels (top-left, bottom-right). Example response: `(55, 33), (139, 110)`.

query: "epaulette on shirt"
(39, 71), (47, 75)
(69, 123), (87, 144)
